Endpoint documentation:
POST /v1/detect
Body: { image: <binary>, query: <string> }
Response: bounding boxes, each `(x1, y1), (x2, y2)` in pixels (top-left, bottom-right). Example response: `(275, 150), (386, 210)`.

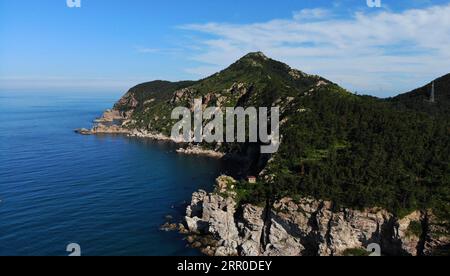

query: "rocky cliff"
(78, 52), (449, 255)
(183, 176), (449, 256)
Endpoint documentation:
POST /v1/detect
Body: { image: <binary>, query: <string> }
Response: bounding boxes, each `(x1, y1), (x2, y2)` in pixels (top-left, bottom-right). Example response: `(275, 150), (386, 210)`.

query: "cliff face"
(184, 178), (449, 256)
(80, 52), (449, 255)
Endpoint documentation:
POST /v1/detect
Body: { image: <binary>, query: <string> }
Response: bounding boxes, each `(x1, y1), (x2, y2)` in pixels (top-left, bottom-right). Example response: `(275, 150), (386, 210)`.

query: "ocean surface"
(0, 91), (230, 256)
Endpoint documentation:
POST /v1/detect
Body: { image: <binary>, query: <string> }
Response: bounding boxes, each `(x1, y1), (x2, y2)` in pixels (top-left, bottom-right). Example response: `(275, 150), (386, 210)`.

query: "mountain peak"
(241, 51), (269, 60)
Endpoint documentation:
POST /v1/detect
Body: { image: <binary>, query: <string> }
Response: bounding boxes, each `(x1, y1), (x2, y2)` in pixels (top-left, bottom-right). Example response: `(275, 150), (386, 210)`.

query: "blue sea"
(0, 91), (229, 256)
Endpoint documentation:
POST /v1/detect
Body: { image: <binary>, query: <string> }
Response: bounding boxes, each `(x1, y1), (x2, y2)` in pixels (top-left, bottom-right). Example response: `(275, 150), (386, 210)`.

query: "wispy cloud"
(134, 46), (161, 54)
(293, 8), (331, 21)
(180, 5), (450, 97)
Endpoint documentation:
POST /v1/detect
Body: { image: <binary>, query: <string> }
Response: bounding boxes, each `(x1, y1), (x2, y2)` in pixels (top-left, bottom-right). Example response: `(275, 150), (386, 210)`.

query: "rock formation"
(183, 176), (449, 256)
(77, 53), (449, 256)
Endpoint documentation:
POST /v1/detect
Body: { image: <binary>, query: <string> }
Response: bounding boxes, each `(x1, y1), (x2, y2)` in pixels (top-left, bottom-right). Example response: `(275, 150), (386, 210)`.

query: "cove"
(0, 91), (233, 256)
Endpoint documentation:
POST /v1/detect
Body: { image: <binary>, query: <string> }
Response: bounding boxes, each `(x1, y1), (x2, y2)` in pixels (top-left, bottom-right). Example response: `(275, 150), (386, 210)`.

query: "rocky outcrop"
(171, 88), (196, 104)
(92, 123), (129, 134)
(115, 92), (139, 113)
(128, 129), (173, 141)
(74, 128), (92, 135)
(74, 124), (129, 135)
(184, 176), (449, 256)
(94, 109), (124, 123)
(76, 106), (132, 135)
(176, 146), (224, 158)
(423, 212), (450, 256)
(394, 211), (424, 256)
(226, 82), (249, 98)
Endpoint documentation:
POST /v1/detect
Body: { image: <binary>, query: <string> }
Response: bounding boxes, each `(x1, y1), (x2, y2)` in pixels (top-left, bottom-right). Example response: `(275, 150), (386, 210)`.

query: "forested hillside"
(111, 53), (450, 223)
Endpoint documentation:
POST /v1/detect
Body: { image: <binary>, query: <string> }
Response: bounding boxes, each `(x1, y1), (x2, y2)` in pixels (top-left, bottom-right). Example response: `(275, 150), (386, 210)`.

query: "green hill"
(389, 73), (450, 115)
(111, 52), (450, 221)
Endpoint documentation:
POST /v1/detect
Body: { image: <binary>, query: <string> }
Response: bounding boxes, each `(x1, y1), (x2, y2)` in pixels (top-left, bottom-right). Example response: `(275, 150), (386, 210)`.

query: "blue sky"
(1, 0), (450, 97)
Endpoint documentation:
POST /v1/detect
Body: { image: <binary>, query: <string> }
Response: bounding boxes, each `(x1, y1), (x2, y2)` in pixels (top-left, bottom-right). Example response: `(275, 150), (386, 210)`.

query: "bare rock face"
(268, 198), (391, 256)
(423, 212), (450, 256)
(186, 190), (207, 218)
(202, 194), (240, 256)
(395, 211), (423, 256)
(184, 176), (449, 256)
(320, 208), (390, 256)
(90, 123), (129, 134)
(266, 198), (316, 256)
(226, 82), (249, 98)
(75, 124), (130, 135)
(185, 191), (240, 256)
(116, 93), (139, 112)
(264, 218), (304, 256)
(94, 109), (124, 123)
(176, 147), (224, 158)
(171, 88), (196, 104)
(238, 204), (265, 256)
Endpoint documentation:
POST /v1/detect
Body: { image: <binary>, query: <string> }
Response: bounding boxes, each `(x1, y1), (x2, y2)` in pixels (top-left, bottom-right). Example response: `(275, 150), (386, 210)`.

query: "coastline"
(75, 118), (225, 159)
(178, 175), (450, 256)
(77, 103), (449, 256)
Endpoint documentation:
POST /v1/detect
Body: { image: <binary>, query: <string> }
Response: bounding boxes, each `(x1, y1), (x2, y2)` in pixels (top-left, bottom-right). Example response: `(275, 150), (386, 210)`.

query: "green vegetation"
(261, 86), (450, 218)
(234, 180), (268, 207)
(114, 52), (450, 225)
(406, 221), (423, 237)
(389, 73), (450, 116)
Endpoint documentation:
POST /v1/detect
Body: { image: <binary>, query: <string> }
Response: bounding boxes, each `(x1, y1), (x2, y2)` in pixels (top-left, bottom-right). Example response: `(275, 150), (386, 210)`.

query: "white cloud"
(180, 4), (450, 97)
(293, 8), (331, 21)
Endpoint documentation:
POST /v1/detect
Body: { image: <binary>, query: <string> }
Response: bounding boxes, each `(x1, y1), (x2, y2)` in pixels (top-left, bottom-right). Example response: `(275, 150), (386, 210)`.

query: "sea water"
(0, 91), (227, 256)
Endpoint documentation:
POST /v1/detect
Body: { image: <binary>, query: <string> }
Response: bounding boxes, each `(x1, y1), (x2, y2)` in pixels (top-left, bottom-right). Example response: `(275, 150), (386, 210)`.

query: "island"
(78, 52), (450, 256)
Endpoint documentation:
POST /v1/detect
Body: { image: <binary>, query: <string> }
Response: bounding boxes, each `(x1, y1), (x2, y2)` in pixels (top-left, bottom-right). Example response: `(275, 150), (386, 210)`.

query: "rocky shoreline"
(78, 100), (449, 256)
(75, 110), (225, 158)
(174, 176), (449, 256)
(176, 147), (225, 159)
(77, 119), (449, 256)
